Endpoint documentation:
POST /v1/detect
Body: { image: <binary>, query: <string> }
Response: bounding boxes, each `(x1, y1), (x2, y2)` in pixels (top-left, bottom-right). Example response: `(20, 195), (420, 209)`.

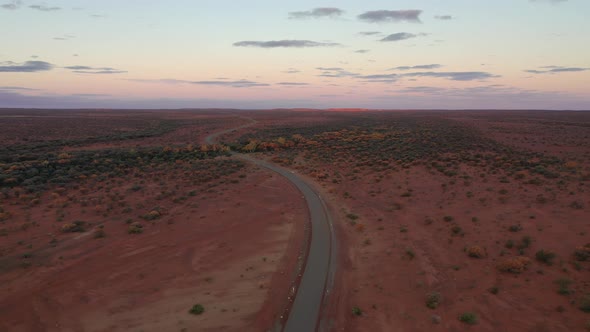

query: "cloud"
(289, 7), (344, 19)
(233, 40), (341, 48)
(529, 0), (568, 3)
(317, 68), (359, 78)
(434, 15), (453, 20)
(65, 65), (127, 74)
(277, 82), (309, 86)
(357, 73), (399, 83)
(53, 34), (76, 41)
(191, 80), (269, 88)
(282, 68), (301, 74)
(0, 86), (39, 91)
(29, 4), (61, 11)
(358, 10), (422, 23)
(371, 83), (590, 109)
(1, 0), (21, 10)
(391, 64), (442, 70)
(524, 66), (588, 74)
(403, 71), (498, 81)
(128, 78), (270, 88)
(359, 31), (381, 36)
(0, 60), (54, 72)
(354, 49), (371, 54)
(0, 90), (322, 109)
(380, 32), (424, 42)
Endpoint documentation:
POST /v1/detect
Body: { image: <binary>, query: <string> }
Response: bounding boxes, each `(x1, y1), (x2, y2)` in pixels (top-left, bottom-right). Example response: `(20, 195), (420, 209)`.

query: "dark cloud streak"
(0, 61), (54, 72)
(233, 40), (341, 48)
(289, 7), (344, 19)
(358, 10), (422, 23)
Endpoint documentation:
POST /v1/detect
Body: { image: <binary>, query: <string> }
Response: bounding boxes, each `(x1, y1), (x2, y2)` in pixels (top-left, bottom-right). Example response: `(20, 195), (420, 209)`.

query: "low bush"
(497, 256), (531, 273)
(467, 246), (487, 258)
(352, 306), (362, 316)
(189, 304), (205, 315)
(426, 292), (441, 309)
(535, 250), (556, 265)
(458, 312), (478, 325)
(61, 221), (86, 233)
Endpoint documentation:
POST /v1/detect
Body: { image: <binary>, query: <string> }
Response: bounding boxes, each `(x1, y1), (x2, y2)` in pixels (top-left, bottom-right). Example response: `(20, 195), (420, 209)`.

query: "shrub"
(488, 286), (499, 295)
(128, 224), (143, 234)
(443, 216), (454, 222)
(458, 312), (478, 325)
(142, 210), (161, 221)
(497, 256), (531, 273)
(535, 250), (556, 265)
(426, 292), (441, 309)
(352, 306), (363, 316)
(509, 224), (522, 232)
(467, 246), (486, 258)
(93, 229), (106, 239)
(579, 295), (590, 313)
(61, 221), (86, 233)
(517, 236), (532, 250)
(189, 304), (205, 315)
(346, 213), (359, 220)
(555, 278), (572, 295)
(574, 244), (590, 261)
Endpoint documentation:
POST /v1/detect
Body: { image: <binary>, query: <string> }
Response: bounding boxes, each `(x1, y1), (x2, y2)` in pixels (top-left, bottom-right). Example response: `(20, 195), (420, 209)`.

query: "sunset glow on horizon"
(1, 0), (589, 109)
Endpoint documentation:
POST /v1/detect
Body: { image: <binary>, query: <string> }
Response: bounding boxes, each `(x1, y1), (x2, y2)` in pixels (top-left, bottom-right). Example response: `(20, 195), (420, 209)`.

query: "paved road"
(205, 119), (335, 332)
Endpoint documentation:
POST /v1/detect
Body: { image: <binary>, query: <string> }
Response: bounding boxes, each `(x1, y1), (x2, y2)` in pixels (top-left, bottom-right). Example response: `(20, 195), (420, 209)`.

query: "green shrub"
(535, 250), (556, 265)
(426, 292), (441, 309)
(61, 221), (86, 233)
(189, 304), (205, 315)
(352, 306), (363, 316)
(128, 224), (143, 234)
(579, 295), (590, 313)
(459, 312), (478, 325)
(555, 278), (572, 295)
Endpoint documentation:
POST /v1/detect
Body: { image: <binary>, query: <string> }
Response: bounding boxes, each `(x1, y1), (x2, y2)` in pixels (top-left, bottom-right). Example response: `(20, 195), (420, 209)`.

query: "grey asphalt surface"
(205, 119), (334, 332)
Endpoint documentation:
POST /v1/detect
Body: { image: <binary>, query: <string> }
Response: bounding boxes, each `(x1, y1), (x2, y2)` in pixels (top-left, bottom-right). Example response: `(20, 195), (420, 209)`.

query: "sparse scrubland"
(1, 109), (589, 331)
(225, 110), (590, 331)
(0, 110), (307, 331)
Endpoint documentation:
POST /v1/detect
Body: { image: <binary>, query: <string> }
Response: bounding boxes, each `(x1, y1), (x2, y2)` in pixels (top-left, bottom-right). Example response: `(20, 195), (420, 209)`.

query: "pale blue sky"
(1, 0), (589, 109)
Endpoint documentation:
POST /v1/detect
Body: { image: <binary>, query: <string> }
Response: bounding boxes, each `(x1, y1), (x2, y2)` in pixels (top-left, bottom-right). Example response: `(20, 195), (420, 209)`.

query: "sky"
(1, 0), (589, 109)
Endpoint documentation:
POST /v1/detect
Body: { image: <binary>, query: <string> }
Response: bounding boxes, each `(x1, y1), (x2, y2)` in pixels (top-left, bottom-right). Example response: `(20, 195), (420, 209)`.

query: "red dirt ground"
(2, 109), (590, 331)
(225, 110), (590, 332)
(0, 112), (308, 332)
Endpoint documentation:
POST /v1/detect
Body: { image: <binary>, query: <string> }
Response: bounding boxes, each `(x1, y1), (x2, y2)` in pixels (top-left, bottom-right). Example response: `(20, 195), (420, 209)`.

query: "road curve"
(205, 118), (335, 332)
